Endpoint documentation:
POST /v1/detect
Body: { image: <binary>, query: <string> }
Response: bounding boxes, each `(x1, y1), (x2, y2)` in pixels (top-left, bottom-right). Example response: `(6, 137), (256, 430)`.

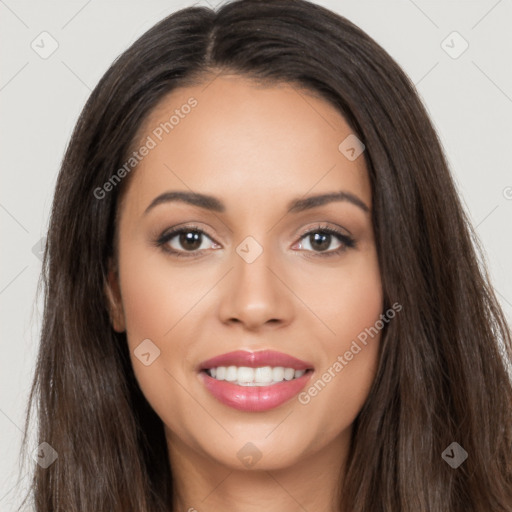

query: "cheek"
(333, 254), (383, 341)
(118, 240), (183, 342)
(295, 250), (383, 434)
(330, 250), (383, 386)
(117, 246), (220, 450)
(116, 241), (183, 390)
(294, 248), (383, 344)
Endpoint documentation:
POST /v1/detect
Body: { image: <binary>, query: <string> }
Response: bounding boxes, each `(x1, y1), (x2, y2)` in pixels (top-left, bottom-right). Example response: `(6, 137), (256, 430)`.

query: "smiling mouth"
(201, 366), (314, 386)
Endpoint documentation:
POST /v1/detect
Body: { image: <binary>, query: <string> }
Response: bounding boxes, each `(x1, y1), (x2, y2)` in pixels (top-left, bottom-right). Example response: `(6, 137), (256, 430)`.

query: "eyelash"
(155, 223), (356, 259)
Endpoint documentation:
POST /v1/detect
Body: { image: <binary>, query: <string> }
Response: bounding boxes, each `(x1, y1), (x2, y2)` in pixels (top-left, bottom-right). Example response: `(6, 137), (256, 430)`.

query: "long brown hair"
(18, 0), (512, 510)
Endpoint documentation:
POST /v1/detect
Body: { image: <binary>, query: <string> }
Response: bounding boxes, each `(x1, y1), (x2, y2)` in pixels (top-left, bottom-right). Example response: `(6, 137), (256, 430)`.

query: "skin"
(106, 74), (383, 512)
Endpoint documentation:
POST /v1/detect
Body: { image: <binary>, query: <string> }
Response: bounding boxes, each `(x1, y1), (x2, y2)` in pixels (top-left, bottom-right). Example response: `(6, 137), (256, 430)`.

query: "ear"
(104, 260), (126, 333)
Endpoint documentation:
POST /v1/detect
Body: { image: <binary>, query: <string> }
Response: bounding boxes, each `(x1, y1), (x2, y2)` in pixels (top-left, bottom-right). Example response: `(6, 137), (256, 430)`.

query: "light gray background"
(1, 0), (511, 509)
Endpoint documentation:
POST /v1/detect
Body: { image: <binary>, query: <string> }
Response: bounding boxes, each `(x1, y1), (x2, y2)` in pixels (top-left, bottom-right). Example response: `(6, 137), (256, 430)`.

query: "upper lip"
(198, 350), (314, 371)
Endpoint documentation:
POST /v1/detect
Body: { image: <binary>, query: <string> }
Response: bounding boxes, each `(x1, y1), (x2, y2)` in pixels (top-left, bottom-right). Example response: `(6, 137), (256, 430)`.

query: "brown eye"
(306, 232), (334, 252)
(295, 226), (356, 257)
(176, 230), (203, 251)
(156, 225), (220, 258)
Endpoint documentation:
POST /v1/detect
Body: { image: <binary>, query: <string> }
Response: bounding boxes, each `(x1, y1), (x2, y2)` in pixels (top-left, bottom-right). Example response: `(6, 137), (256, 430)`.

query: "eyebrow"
(143, 190), (370, 215)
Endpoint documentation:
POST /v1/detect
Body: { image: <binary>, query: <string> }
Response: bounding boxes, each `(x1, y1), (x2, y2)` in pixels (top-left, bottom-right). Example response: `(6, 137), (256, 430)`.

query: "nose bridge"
(235, 235), (275, 291)
(217, 233), (294, 329)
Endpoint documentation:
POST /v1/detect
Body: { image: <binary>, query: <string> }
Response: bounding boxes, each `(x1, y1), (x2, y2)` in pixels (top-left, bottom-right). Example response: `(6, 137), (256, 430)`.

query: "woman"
(19, 0), (512, 510)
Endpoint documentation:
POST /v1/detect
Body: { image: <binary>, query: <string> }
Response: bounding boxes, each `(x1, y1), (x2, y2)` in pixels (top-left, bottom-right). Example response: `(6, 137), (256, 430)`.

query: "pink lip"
(198, 350), (314, 371)
(198, 371), (313, 412)
(197, 350), (314, 412)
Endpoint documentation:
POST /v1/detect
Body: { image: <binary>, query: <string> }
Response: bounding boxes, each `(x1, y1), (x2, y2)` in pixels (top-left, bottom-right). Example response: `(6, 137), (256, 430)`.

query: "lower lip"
(199, 370), (313, 412)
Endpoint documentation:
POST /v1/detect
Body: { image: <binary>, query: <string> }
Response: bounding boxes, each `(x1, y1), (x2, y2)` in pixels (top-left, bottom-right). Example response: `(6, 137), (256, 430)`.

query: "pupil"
(311, 232), (330, 251)
(180, 231), (201, 251)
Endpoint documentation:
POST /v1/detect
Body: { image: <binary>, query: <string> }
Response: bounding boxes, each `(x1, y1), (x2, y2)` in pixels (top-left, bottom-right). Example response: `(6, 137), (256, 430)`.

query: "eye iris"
(310, 232), (330, 252)
(180, 231), (202, 251)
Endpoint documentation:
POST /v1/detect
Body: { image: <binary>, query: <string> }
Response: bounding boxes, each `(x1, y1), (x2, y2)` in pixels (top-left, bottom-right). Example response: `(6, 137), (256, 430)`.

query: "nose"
(217, 243), (295, 331)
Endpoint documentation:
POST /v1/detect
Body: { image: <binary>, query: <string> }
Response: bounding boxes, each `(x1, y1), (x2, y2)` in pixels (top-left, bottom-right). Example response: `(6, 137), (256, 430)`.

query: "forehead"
(121, 75), (370, 216)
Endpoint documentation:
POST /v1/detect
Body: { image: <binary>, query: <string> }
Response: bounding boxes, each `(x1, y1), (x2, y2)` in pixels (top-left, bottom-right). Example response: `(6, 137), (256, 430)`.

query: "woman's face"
(107, 74), (383, 473)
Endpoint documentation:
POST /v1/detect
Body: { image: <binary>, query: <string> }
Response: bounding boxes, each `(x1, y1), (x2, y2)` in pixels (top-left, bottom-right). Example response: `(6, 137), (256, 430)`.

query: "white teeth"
(237, 366), (254, 383)
(255, 366), (273, 383)
(205, 366), (308, 385)
(272, 367), (284, 382)
(284, 368), (295, 380)
(225, 366), (238, 381)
